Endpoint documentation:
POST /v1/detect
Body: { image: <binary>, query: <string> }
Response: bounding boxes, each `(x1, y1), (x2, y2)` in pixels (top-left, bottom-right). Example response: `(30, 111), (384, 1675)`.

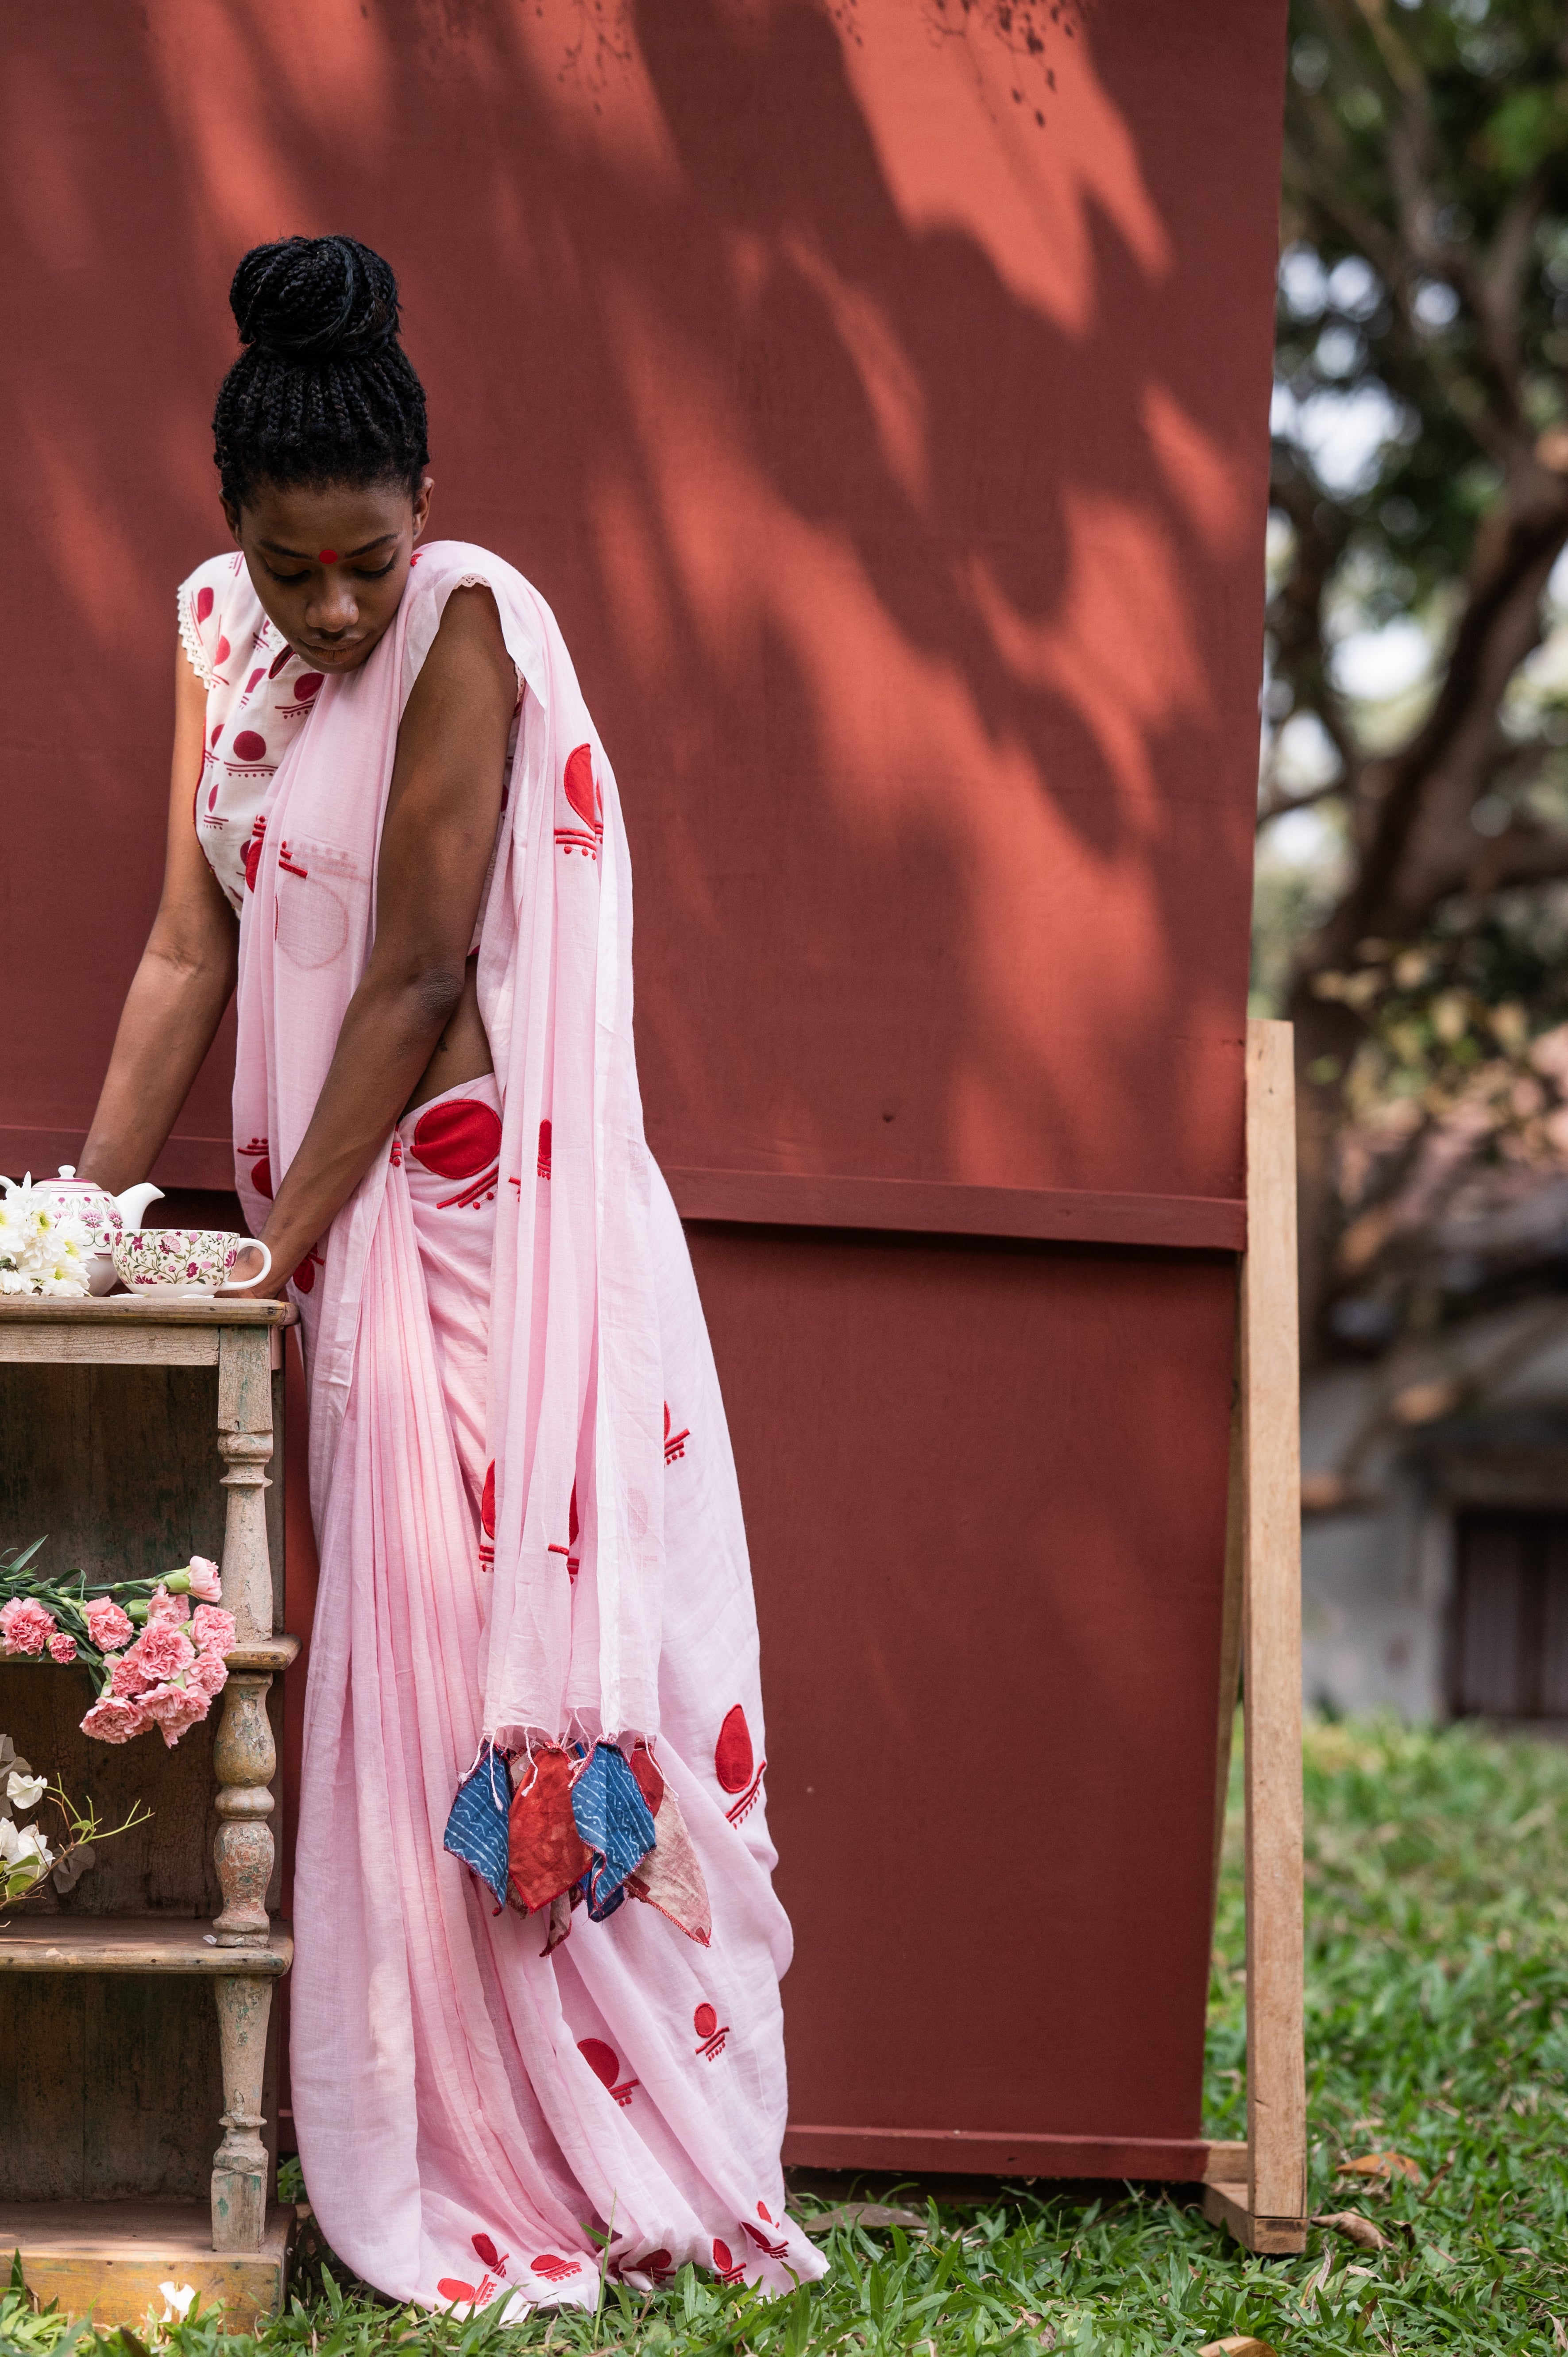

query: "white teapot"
(32, 1166), (165, 1295)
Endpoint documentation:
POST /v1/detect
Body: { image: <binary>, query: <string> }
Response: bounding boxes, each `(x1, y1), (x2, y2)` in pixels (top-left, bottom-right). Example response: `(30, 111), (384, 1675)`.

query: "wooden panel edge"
(783, 2127), (1212, 2179)
(1201, 2181), (1307, 2255)
(668, 1167), (1246, 1251)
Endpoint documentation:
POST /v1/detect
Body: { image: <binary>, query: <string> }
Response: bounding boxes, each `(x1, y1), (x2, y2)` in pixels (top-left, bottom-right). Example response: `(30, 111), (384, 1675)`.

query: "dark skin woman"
(78, 413), (514, 1299)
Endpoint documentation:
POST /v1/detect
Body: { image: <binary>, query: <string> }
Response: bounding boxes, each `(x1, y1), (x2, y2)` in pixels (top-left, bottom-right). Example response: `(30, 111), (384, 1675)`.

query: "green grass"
(6, 1717), (1568, 2356)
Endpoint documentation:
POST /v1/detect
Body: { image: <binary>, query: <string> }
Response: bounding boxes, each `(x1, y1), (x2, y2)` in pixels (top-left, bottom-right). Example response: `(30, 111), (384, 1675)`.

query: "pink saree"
(229, 543), (823, 2310)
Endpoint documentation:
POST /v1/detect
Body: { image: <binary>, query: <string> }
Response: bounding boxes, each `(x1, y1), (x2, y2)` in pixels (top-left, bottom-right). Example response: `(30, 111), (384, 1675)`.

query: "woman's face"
(225, 475), (433, 674)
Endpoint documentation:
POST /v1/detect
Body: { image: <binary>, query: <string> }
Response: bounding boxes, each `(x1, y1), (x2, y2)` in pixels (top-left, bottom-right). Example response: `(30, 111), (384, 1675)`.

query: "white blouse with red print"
(178, 550), (325, 913)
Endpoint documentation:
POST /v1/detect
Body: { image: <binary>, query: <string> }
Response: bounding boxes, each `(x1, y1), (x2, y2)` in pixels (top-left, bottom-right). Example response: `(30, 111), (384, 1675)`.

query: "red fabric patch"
(694, 2002), (717, 2040)
(436, 2280), (475, 2304)
(715, 1705), (753, 1793)
(508, 1745), (591, 1911)
(537, 1118), (552, 1178)
(471, 2232), (505, 2271)
(232, 730), (266, 762)
(629, 1740), (664, 1818)
(195, 586), (214, 622)
(412, 1096), (503, 1179)
(269, 645), (294, 679)
(482, 1461), (495, 1539)
(296, 672), (324, 700)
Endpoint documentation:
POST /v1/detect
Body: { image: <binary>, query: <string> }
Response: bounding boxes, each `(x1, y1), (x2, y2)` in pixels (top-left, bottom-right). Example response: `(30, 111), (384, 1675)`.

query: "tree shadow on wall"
(4, 0), (1271, 1195)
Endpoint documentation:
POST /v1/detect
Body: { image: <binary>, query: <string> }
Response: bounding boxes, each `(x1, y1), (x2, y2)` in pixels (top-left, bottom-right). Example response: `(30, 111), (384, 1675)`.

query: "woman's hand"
(251, 585), (516, 1294)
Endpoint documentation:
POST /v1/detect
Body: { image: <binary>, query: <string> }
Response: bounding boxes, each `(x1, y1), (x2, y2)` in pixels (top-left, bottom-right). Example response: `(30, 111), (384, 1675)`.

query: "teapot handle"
(217, 1240), (273, 1294)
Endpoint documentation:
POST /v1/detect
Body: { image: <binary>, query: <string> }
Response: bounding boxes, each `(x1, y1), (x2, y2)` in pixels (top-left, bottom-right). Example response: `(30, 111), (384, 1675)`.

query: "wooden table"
(0, 1297), (299, 2323)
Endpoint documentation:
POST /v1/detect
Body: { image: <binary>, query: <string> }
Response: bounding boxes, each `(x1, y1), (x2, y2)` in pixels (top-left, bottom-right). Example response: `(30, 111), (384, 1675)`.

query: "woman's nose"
(306, 580), (359, 635)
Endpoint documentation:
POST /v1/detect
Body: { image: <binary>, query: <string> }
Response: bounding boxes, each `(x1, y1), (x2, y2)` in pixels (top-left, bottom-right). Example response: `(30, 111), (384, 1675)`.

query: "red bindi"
(318, 549), (338, 564)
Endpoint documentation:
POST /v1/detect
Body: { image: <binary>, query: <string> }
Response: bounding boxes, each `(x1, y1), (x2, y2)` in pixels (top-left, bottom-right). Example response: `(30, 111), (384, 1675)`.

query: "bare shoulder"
(402, 580), (516, 740)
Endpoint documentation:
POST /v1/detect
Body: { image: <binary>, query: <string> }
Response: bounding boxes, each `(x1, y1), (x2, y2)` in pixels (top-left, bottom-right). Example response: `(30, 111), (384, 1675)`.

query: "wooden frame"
(1201, 1020), (1307, 2253)
(0, 1295), (299, 2325)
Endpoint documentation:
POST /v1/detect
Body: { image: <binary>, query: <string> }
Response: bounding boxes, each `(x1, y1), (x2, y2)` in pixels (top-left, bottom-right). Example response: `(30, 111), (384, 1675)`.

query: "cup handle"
(218, 1240), (273, 1294)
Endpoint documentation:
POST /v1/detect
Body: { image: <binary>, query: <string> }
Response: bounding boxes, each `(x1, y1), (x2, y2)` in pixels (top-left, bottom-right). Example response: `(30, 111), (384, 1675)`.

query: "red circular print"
(207, 784), (219, 812)
(292, 1253), (317, 1294)
(693, 2003), (717, 2039)
(195, 586), (215, 623)
(481, 1462), (496, 1539)
(295, 673), (324, 701)
(269, 646), (294, 680)
(215, 636), (231, 666)
(713, 2241), (735, 2273)
(232, 730), (267, 762)
(436, 2280), (476, 2304)
(411, 1097), (502, 1179)
(578, 2038), (619, 2090)
(471, 2233), (501, 2269)
(210, 724), (224, 748)
(643, 2251), (672, 2275)
(251, 1158), (273, 1201)
(714, 1705), (753, 1794)
(564, 743), (601, 832)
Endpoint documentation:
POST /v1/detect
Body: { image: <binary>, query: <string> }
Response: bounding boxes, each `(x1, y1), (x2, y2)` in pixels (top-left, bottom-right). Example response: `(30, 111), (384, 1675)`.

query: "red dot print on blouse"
(195, 587), (215, 623)
(269, 646), (294, 680)
(245, 669), (264, 696)
(210, 724), (224, 749)
(214, 636), (231, 666)
(232, 730), (267, 762)
(207, 784), (220, 813)
(295, 672), (324, 701)
(411, 1097), (503, 1180)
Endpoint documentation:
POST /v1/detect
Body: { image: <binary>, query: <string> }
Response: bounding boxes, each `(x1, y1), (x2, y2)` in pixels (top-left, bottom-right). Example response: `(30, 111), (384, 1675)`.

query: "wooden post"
(1204, 1019), (1308, 2255)
(212, 1324), (279, 2251)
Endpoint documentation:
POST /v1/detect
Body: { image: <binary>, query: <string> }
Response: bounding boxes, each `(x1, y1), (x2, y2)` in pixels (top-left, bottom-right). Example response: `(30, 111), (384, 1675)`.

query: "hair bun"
(230, 235), (401, 363)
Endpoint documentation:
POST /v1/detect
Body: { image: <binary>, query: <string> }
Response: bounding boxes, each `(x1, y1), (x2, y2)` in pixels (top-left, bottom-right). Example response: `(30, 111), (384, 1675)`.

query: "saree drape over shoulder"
(208, 542), (823, 2310)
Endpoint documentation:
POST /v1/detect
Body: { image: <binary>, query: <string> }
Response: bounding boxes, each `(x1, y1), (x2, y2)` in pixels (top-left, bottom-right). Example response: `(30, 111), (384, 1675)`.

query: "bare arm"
(77, 647), (239, 1193)
(251, 586), (515, 1291)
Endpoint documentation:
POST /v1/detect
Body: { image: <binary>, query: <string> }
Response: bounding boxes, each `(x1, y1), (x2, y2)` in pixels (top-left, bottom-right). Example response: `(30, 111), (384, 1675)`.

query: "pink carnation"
(47, 1632), (77, 1664)
(124, 1621), (196, 1683)
(108, 1651), (148, 1697)
(148, 1584), (191, 1625)
(80, 1693), (150, 1745)
(189, 1651), (228, 1702)
(138, 1680), (211, 1749)
(192, 1604), (237, 1658)
(187, 1557), (223, 1603)
(83, 1597), (135, 1651)
(0, 1597), (57, 1657)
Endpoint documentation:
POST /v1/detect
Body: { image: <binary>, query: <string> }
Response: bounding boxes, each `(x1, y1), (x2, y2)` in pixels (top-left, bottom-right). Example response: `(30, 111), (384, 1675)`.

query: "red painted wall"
(0, 0), (1285, 2169)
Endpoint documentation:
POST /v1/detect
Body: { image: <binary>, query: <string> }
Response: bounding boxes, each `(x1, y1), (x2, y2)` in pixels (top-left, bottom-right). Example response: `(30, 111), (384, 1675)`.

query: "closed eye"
(355, 557), (398, 580)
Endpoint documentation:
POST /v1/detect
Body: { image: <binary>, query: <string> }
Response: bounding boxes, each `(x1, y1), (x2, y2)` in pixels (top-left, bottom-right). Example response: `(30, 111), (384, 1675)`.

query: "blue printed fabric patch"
(572, 1742), (657, 1918)
(442, 1743), (513, 1910)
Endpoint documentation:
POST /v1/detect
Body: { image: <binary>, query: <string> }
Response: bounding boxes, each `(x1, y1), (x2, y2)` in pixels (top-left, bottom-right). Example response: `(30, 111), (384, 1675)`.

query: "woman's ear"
(222, 499), (242, 545)
(412, 477), (434, 544)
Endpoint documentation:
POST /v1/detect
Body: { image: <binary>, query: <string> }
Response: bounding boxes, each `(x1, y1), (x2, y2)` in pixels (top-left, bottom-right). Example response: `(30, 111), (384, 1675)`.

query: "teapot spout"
(114, 1182), (165, 1232)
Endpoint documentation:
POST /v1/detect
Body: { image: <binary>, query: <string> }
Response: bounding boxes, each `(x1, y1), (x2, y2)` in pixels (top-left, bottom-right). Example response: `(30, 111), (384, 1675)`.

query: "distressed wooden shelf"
(0, 1920), (293, 1976)
(0, 1294), (299, 2313)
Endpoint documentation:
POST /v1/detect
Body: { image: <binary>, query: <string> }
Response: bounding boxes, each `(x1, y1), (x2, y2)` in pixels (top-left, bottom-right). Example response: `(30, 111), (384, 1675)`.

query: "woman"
(77, 235), (823, 2311)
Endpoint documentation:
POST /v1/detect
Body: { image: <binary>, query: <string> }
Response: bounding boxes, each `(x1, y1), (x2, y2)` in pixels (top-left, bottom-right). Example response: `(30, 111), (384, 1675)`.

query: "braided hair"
(212, 236), (430, 512)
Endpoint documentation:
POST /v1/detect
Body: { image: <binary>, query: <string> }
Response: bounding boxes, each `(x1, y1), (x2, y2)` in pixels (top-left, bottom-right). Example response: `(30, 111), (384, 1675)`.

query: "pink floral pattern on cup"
(110, 1229), (272, 1295)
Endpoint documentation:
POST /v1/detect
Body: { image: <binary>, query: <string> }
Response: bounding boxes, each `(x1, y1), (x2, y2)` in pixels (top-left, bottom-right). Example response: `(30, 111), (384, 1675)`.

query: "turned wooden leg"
(213, 1671), (277, 1942)
(217, 1325), (275, 1647)
(212, 1971), (274, 2252)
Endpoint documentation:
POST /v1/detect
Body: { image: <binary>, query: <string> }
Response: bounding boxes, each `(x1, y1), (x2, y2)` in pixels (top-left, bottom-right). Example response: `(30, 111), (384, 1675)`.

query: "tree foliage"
(1266, 0), (1568, 1351)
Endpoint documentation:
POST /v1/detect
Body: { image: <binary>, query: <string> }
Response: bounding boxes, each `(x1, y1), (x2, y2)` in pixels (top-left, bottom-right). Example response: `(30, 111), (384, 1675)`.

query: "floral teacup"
(111, 1229), (273, 1298)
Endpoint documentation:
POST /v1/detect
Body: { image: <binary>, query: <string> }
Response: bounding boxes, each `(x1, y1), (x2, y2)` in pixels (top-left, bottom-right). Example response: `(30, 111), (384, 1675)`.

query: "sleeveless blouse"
(178, 552), (324, 912)
(178, 551), (514, 937)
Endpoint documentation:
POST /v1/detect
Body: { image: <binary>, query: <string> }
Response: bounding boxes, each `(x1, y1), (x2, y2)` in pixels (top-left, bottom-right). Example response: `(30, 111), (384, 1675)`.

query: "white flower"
(0, 1177), (92, 1298)
(5, 1771), (45, 1812)
(158, 2285), (197, 2322)
(0, 1817), (53, 1881)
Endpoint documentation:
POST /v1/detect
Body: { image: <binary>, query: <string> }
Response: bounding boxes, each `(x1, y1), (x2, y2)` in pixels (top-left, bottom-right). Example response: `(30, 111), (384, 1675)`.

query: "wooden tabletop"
(0, 1297), (296, 1325)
